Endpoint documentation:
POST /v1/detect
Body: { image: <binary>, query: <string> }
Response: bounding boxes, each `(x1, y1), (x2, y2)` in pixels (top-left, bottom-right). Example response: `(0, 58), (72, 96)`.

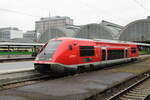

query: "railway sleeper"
(126, 93), (148, 97)
(119, 97), (134, 100)
(122, 95), (144, 99)
(129, 91), (150, 94)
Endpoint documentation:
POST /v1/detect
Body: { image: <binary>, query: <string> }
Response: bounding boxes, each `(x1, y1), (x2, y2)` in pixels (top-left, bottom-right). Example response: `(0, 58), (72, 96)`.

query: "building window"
(131, 48), (136, 54)
(107, 49), (124, 60)
(79, 46), (94, 57)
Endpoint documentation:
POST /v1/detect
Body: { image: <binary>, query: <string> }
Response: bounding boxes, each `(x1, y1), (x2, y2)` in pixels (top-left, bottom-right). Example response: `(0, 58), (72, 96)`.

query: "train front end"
(34, 38), (78, 73)
(34, 38), (64, 73)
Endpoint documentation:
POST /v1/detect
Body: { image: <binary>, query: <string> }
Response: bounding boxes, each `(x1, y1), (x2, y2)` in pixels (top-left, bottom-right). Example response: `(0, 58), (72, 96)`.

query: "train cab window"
(131, 48), (136, 54)
(36, 40), (62, 61)
(79, 46), (94, 57)
(44, 40), (62, 53)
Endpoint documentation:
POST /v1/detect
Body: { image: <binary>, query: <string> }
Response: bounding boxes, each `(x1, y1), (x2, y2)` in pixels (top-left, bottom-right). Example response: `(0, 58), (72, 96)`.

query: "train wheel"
(77, 66), (85, 73)
(89, 64), (95, 71)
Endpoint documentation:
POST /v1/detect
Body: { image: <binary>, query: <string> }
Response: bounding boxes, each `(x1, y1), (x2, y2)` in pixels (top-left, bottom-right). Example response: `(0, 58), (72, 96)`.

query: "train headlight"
(35, 57), (39, 61)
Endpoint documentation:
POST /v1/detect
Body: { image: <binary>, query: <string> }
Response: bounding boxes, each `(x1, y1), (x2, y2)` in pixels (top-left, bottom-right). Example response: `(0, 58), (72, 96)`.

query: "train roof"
(0, 37), (150, 47)
(55, 37), (150, 46)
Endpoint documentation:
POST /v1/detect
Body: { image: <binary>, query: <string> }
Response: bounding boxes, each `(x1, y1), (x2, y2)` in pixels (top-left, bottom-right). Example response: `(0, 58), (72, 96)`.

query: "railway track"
(0, 70), (52, 90)
(0, 55), (150, 94)
(108, 74), (150, 100)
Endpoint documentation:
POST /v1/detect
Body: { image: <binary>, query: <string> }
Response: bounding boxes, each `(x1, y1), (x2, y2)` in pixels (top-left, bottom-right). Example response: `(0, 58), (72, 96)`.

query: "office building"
(35, 16), (73, 35)
(0, 27), (23, 41)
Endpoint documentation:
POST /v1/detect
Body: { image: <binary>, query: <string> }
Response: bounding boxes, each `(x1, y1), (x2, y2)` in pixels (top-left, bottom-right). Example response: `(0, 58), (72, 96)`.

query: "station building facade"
(23, 30), (36, 42)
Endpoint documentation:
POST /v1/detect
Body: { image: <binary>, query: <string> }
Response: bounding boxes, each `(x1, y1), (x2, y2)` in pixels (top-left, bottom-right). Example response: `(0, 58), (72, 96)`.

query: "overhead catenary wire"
(78, 0), (129, 23)
(132, 0), (150, 14)
(0, 8), (40, 18)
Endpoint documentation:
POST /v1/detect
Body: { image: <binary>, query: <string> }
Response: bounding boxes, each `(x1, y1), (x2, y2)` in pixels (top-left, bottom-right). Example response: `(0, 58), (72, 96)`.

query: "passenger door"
(101, 48), (107, 64)
(124, 49), (128, 58)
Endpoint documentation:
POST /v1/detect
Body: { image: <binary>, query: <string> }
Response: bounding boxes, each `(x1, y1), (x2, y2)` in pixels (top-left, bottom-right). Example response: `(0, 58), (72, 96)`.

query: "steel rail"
(0, 70), (51, 89)
(107, 74), (150, 100)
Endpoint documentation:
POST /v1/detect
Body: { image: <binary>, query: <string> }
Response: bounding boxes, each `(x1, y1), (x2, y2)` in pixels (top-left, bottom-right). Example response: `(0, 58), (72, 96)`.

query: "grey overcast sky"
(0, 0), (150, 31)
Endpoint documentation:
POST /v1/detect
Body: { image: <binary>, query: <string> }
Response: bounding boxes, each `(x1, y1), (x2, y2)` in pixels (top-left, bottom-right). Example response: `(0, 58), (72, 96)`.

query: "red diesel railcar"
(34, 37), (138, 73)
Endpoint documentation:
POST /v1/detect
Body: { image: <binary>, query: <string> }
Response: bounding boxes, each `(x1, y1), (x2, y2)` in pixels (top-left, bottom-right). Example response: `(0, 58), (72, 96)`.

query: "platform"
(0, 59), (150, 100)
(0, 61), (34, 74)
(0, 57), (35, 63)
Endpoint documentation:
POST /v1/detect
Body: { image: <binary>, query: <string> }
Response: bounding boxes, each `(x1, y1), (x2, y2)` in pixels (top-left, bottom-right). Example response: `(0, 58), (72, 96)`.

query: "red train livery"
(34, 37), (138, 73)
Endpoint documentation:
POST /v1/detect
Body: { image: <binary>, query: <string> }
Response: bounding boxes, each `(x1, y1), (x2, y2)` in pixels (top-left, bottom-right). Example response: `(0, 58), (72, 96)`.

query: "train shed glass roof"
(76, 24), (114, 40)
(119, 18), (150, 42)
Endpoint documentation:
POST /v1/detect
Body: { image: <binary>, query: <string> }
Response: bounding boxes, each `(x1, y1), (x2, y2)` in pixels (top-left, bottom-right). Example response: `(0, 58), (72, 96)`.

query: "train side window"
(131, 48), (136, 54)
(79, 46), (94, 57)
(107, 50), (124, 60)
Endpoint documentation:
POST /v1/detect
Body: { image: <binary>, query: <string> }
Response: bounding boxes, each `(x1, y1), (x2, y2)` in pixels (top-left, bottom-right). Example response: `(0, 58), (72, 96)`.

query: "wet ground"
(0, 71), (133, 100)
(0, 59), (150, 100)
